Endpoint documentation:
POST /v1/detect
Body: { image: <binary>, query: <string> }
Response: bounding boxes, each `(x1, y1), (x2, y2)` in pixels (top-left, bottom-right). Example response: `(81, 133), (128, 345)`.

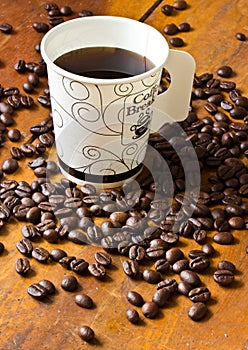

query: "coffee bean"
(27, 283), (47, 300)
(94, 251), (112, 266)
(142, 302), (159, 318)
(78, 326), (94, 342)
(188, 302), (207, 321)
(88, 263), (106, 279)
(78, 10), (94, 17)
(126, 309), (140, 324)
(2, 158), (19, 174)
(75, 294), (93, 309)
(213, 269), (234, 286)
(49, 248), (67, 262)
(236, 32), (246, 41)
(122, 259), (139, 278)
(61, 275), (78, 291)
(38, 279), (55, 294)
(68, 229), (87, 245)
(143, 269), (161, 284)
(201, 243), (215, 256)
(173, 0), (187, 10)
(166, 247), (184, 264)
(169, 37), (184, 47)
(32, 22), (49, 33)
(217, 260), (236, 273)
(154, 259), (170, 273)
(71, 259), (89, 275)
(188, 287), (211, 303)
(59, 256), (76, 270)
(16, 238), (33, 256)
(7, 128), (21, 142)
(0, 23), (13, 34)
(213, 231), (234, 245)
(178, 281), (192, 296)
(161, 4), (173, 15)
(32, 247), (50, 263)
(164, 23), (178, 35)
(217, 65), (233, 78)
(15, 257), (31, 275)
(172, 259), (189, 273)
(152, 288), (170, 307)
(178, 22), (191, 32)
(60, 6), (72, 16)
(189, 256), (210, 272)
(127, 291), (144, 307)
(157, 278), (178, 293)
(21, 224), (39, 240)
(180, 270), (201, 287)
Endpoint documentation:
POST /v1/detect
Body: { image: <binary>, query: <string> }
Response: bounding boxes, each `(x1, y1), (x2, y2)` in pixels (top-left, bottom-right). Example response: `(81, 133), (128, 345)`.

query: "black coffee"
(54, 47), (155, 79)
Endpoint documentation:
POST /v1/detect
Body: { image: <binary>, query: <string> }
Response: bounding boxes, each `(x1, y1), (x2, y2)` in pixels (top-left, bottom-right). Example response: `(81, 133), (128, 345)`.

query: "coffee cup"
(41, 16), (195, 188)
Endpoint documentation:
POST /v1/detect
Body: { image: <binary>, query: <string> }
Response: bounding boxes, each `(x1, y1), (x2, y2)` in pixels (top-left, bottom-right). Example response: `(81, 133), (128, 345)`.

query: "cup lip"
(40, 16), (169, 85)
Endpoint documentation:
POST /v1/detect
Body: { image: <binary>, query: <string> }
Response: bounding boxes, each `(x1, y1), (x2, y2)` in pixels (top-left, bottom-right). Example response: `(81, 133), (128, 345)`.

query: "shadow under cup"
(41, 16), (169, 188)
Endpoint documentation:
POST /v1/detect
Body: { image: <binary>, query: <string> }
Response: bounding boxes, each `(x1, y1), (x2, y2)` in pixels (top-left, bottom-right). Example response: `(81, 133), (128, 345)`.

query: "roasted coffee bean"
(213, 269), (234, 286)
(173, 0), (187, 10)
(188, 249), (207, 259)
(49, 248), (67, 262)
(217, 65), (233, 78)
(236, 32), (246, 41)
(220, 81), (236, 91)
(193, 229), (207, 244)
(166, 247), (184, 264)
(152, 288), (170, 307)
(94, 251), (112, 266)
(172, 259), (189, 273)
(20, 143), (36, 157)
(87, 225), (103, 242)
(32, 247), (50, 263)
(164, 23), (178, 35)
(178, 22), (190, 32)
(157, 278), (178, 293)
(68, 229), (87, 245)
(61, 275), (78, 291)
(213, 231), (234, 245)
(0, 22), (13, 34)
(16, 238), (33, 256)
(39, 132), (54, 146)
(10, 147), (24, 160)
(43, 229), (59, 243)
(201, 243), (215, 257)
(32, 22), (49, 33)
(188, 302), (207, 321)
(21, 225), (39, 240)
(49, 17), (64, 26)
(180, 270), (201, 287)
(59, 256), (76, 269)
(38, 95), (51, 107)
(160, 231), (179, 244)
(127, 291), (144, 307)
(71, 259), (89, 275)
(60, 6), (72, 16)
(0, 112), (14, 126)
(0, 205), (11, 221)
(169, 37), (184, 47)
(178, 281), (192, 296)
(78, 10), (94, 17)
(143, 269), (161, 284)
(88, 263), (106, 279)
(142, 301), (159, 318)
(228, 216), (244, 229)
(188, 287), (211, 303)
(126, 309), (140, 324)
(7, 128), (21, 142)
(26, 206), (41, 224)
(122, 259), (139, 278)
(161, 4), (173, 15)
(2, 158), (19, 174)
(75, 294), (93, 309)
(217, 260), (236, 273)
(38, 279), (55, 294)
(15, 257), (31, 275)
(27, 283), (47, 300)
(189, 256), (210, 272)
(146, 245), (166, 260)
(154, 258), (170, 273)
(78, 326), (94, 342)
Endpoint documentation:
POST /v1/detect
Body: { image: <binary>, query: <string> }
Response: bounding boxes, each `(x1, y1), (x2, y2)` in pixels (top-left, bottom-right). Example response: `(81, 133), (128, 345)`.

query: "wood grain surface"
(0, 1), (247, 350)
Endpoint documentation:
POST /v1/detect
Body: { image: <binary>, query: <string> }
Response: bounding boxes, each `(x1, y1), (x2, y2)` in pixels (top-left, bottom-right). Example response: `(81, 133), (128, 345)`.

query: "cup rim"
(40, 16), (169, 85)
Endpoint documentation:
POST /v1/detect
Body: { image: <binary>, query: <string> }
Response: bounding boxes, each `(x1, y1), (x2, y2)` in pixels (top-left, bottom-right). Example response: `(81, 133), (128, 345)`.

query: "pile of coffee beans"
(0, 1), (247, 344)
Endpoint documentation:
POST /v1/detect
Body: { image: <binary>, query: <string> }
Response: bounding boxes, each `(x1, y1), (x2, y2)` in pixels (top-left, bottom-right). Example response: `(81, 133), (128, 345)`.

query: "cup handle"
(152, 49), (195, 129)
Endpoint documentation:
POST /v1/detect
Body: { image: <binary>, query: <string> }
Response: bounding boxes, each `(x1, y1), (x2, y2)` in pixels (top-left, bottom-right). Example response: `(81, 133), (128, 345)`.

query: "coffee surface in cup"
(54, 47), (155, 79)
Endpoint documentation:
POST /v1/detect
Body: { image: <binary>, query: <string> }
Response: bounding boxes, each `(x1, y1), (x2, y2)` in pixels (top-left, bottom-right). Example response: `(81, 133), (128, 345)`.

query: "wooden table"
(0, 1), (247, 349)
